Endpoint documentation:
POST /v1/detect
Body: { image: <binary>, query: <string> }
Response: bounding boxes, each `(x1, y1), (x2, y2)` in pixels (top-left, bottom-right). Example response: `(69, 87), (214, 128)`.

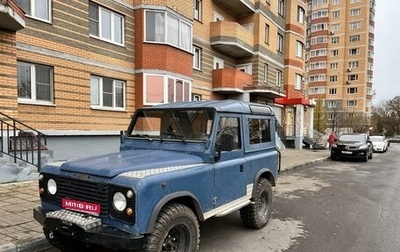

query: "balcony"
(210, 21), (254, 58)
(244, 84), (286, 99)
(0, 0), (25, 31)
(213, 0), (255, 17)
(212, 68), (253, 93)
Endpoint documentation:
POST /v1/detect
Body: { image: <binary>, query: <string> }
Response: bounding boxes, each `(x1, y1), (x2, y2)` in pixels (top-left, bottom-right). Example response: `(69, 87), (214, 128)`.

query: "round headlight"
(47, 179), (57, 195)
(113, 192), (127, 212)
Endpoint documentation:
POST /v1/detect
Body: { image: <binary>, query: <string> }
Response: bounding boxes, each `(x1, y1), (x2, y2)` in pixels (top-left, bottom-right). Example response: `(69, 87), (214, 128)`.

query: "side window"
(216, 117), (241, 151)
(248, 118), (271, 145)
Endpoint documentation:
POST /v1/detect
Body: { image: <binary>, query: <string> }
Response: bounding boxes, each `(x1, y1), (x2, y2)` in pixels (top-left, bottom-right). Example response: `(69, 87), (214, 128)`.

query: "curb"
(0, 234), (50, 252)
(281, 156), (330, 172)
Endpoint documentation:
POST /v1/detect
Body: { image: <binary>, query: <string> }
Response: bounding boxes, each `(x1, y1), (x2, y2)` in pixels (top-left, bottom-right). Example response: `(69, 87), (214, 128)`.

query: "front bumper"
(331, 148), (368, 159)
(33, 206), (144, 250)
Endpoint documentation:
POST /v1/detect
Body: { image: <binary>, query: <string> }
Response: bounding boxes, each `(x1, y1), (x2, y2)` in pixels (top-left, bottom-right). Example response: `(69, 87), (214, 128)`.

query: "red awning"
(274, 97), (310, 106)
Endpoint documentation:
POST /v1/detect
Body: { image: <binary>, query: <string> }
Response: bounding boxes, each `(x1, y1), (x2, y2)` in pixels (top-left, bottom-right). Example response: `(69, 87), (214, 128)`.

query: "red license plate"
(62, 198), (101, 215)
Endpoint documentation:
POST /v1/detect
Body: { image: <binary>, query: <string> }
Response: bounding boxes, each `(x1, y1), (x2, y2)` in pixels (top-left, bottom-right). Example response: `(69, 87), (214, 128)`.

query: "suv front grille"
(56, 177), (109, 216)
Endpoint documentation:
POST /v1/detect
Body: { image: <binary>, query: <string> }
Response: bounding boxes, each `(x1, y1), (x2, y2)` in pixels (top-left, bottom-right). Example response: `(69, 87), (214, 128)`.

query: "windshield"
(338, 134), (366, 142)
(129, 109), (214, 141)
(370, 136), (384, 142)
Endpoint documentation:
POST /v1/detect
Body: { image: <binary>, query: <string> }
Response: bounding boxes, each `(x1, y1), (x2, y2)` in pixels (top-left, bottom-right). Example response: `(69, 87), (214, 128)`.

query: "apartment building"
(305, 0), (375, 131)
(0, 0), (311, 162)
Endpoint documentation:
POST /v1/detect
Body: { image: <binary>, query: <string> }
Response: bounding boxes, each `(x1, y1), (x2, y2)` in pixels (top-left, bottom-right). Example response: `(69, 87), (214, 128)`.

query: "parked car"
(370, 136), (389, 152)
(388, 135), (400, 143)
(330, 133), (373, 162)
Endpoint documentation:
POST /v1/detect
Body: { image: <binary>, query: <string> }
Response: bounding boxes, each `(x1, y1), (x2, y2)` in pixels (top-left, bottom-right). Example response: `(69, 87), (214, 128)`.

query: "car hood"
(336, 140), (366, 147)
(57, 150), (204, 178)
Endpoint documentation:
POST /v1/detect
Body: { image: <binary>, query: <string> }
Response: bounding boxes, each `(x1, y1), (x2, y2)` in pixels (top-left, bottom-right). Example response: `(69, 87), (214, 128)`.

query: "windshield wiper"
(131, 134), (153, 141)
(161, 132), (187, 143)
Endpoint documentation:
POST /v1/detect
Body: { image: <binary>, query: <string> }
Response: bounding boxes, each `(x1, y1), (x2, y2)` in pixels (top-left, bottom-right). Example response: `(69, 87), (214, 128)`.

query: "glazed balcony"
(210, 21), (254, 58)
(0, 0), (25, 31)
(212, 68), (253, 93)
(213, 0), (255, 17)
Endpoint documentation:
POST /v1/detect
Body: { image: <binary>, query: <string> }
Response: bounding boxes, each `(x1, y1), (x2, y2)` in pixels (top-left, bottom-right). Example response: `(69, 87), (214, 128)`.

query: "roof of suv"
(150, 100), (275, 115)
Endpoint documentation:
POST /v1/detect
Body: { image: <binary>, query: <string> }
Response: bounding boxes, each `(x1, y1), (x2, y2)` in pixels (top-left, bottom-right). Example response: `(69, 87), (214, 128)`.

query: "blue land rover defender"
(33, 100), (280, 251)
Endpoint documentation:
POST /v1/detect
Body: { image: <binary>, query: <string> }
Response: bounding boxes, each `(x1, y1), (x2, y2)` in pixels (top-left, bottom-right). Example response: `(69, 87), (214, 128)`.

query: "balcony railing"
(212, 68), (253, 93)
(0, 0), (25, 31)
(210, 21), (254, 58)
(0, 112), (47, 170)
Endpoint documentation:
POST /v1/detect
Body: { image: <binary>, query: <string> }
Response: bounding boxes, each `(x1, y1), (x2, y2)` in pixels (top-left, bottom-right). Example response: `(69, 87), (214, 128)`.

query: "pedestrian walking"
(328, 131), (337, 150)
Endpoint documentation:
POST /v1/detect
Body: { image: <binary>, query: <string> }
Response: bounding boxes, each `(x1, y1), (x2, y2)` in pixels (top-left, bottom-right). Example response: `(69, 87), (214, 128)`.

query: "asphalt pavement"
(0, 148), (330, 252)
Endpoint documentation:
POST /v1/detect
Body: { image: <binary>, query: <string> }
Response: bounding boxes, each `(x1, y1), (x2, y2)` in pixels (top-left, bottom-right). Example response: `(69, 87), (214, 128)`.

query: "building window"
(192, 94), (202, 101)
(312, 0), (328, 6)
(89, 2), (124, 45)
(329, 88), (337, 95)
(194, 0), (202, 21)
(349, 22), (361, 30)
(347, 100), (357, 107)
(349, 48), (359, 55)
(332, 10), (340, 18)
(296, 41), (303, 57)
(145, 10), (192, 52)
(331, 0), (340, 5)
(329, 76), (337, 82)
(265, 24), (270, 44)
(331, 49), (339, 57)
(276, 69), (282, 87)
(144, 74), (191, 105)
(331, 24), (340, 31)
(312, 10), (328, 19)
(277, 33), (284, 52)
(347, 87), (358, 94)
(278, 0), (285, 16)
(309, 86), (325, 94)
(295, 74), (302, 90)
(349, 35), (360, 42)
(348, 74), (359, 81)
(348, 61), (359, 69)
(327, 101), (337, 108)
(311, 23), (328, 32)
(310, 61), (326, 70)
(331, 37), (339, 44)
(350, 0), (360, 3)
(16, 0), (51, 22)
(327, 113), (334, 120)
(17, 62), (53, 104)
(330, 62), (338, 69)
(264, 64), (269, 82)
(193, 46), (202, 70)
(350, 8), (361, 16)
(297, 6), (305, 23)
(90, 76), (125, 109)
(310, 49), (327, 57)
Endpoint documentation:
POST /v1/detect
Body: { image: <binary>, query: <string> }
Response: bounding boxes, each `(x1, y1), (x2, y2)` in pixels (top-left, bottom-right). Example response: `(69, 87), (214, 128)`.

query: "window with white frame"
(311, 9), (328, 19)
(308, 86), (325, 94)
(347, 100), (357, 107)
(312, 0), (328, 6)
(330, 76), (337, 82)
(295, 74), (302, 90)
(194, 0), (202, 21)
(297, 6), (305, 23)
(329, 88), (337, 95)
(330, 62), (338, 69)
(311, 36), (327, 45)
(311, 23), (328, 32)
(90, 76), (125, 109)
(350, 8), (361, 16)
(276, 69), (282, 87)
(310, 48), (327, 57)
(309, 74), (326, 82)
(17, 62), (53, 103)
(368, 75), (373, 82)
(144, 74), (191, 105)
(16, 0), (51, 22)
(347, 87), (358, 94)
(193, 46), (202, 70)
(145, 10), (192, 52)
(327, 100), (336, 108)
(327, 113), (334, 120)
(348, 74), (358, 81)
(89, 2), (124, 45)
(331, 37), (339, 44)
(331, 23), (340, 31)
(349, 35), (360, 42)
(349, 22), (361, 30)
(265, 24), (270, 43)
(367, 87), (373, 95)
(277, 33), (284, 52)
(296, 41), (303, 57)
(348, 61), (359, 68)
(310, 61), (326, 70)
(331, 0), (340, 5)
(331, 49), (339, 57)
(278, 0), (284, 16)
(349, 48), (359, 55)
(332, 10), (340, 18)
(264, 63), (269, 82)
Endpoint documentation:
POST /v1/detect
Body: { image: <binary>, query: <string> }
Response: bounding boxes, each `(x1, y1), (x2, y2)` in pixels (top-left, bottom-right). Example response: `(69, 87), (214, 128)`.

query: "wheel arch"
(145, 191), (203, 233)
(251, 169), (275, 198)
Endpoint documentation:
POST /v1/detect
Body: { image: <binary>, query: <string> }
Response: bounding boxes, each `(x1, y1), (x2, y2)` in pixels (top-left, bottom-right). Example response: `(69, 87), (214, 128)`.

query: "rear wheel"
(368, 150), (373, 159)
(144, 203), (200, 252)
(240, 178), (272, 229)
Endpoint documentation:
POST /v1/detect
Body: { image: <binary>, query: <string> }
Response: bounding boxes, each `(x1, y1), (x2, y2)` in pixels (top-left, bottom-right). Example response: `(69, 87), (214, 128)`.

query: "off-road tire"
(44, 228), (90, 252)
(240, 178), (273, 229)
(143, 203), (200, 252)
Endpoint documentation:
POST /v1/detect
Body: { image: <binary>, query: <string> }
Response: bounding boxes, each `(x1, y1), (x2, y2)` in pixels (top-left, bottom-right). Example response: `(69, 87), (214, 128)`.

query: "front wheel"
(143, 203), (200, 252)
(240, 178), (273, 229)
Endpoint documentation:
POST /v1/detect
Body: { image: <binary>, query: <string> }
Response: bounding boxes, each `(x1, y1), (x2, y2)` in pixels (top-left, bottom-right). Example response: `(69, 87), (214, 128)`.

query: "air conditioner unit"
(347, 68), (352, 72)
(346, 81), (351, 84)
(329, 31), (335, 35)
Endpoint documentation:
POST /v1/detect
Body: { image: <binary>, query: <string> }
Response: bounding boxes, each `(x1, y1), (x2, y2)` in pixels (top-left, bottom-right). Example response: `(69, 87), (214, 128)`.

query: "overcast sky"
(373, 1), (400, 104)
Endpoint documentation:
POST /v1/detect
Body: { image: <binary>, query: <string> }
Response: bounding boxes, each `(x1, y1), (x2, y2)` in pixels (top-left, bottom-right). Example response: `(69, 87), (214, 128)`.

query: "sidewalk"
(0, 148), (329, 252)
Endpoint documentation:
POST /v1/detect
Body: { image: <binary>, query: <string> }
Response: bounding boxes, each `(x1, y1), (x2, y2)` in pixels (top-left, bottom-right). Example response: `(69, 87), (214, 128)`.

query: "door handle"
(240, 165), (244, 172)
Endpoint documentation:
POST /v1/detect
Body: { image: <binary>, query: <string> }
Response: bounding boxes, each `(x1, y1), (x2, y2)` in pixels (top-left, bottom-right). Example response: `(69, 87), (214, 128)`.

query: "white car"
(370, 136), (388, 152)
